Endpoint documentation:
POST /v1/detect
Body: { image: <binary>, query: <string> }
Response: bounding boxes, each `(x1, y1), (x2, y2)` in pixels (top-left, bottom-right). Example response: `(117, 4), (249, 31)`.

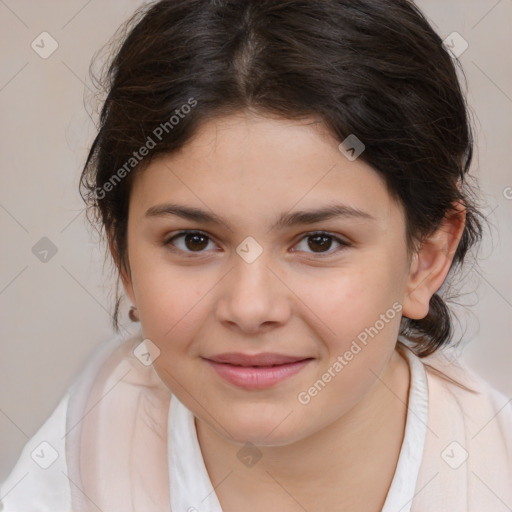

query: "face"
(122, 112), (415, 447)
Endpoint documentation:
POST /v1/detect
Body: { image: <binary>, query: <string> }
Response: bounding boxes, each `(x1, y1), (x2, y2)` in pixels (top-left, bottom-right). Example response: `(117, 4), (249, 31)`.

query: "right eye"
(164, 230), (219, 254)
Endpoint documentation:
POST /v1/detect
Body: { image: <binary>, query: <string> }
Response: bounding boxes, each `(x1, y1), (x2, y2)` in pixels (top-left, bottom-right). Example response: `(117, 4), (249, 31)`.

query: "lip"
(206, 352), (310, 366)
(203, 352), (313, 390)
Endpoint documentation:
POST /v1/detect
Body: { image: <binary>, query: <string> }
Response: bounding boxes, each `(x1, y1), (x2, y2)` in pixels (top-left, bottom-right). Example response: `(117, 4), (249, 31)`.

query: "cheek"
(289, 263), (404, 420)
(292, 265), (403, 385)
(296, 262), (403, 342)
(130, 251), (208, 348)
(133, 265), (213, 391)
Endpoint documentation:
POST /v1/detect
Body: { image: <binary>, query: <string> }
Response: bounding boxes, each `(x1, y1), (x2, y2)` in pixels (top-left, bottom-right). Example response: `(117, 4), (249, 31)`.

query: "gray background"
(1, 0), (511, 481)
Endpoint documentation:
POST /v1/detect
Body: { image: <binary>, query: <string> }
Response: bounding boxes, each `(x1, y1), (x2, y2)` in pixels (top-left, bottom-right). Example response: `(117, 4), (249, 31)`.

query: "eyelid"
(163, 230), (218, 251)
(164, 229), (351, 256)
(291, 230), (350, 256)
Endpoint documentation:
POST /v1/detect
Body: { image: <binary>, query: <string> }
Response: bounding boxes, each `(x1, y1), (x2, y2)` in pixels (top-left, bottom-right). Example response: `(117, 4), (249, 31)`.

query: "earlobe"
(402, 202), (466, 320)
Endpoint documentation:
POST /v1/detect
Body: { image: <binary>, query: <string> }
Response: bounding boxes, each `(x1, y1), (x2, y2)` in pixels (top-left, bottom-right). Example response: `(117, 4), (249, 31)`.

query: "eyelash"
(163, 230), (350, 257)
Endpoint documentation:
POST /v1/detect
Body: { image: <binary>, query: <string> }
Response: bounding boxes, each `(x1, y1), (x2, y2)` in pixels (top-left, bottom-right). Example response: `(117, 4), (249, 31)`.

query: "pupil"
(186, 233), (208, 251)
(308, 235), (331, 252)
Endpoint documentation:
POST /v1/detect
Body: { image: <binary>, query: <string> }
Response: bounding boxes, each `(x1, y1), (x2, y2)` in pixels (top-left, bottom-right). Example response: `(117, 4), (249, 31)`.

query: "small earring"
(129, 306), (139, 322)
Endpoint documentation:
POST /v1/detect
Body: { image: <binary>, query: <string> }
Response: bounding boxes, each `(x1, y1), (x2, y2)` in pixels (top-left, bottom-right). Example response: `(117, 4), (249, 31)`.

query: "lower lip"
(204, 359), (312, 390)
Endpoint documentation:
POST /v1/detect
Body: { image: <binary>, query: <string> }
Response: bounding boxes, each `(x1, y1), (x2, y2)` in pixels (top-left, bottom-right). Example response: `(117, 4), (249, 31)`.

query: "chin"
(214, 409), (306, 447)
(227, 429), (300, 448)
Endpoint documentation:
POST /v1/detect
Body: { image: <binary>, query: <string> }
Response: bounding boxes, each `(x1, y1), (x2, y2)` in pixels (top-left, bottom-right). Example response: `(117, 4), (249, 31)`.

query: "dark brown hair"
(80, 0), (484, 357)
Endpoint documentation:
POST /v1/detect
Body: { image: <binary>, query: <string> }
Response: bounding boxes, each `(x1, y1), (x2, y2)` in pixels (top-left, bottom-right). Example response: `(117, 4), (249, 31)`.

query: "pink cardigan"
(413, 355), (512, 510)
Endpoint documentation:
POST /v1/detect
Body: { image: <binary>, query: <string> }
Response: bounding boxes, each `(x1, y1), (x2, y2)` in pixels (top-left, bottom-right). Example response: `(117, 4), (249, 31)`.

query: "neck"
(196, 349), (410, 511)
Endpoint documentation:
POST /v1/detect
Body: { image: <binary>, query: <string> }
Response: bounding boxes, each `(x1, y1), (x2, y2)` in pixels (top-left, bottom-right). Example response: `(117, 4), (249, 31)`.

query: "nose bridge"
(215, 241), (290, 331)
(231, 234), (274, 291)
(233, 249), (273, 294)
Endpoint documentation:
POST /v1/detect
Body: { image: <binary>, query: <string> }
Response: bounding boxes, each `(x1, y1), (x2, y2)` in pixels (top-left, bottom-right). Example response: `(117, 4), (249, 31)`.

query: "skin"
(119, 111), (465, 511)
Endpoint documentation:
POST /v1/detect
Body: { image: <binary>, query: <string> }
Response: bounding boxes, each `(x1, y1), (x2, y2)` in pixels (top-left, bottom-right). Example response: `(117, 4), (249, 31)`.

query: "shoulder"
(421, 348), (512, 431)
(0, 329), (170, 511)
(415, 345), (512, 450)
(406, 345), (512, 510)
(0, 391), (71, 511)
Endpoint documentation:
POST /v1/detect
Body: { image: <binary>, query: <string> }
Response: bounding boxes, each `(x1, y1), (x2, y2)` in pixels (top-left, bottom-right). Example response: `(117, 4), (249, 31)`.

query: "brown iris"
(184, 233), (209, 251)
(307, 234), (333, 253)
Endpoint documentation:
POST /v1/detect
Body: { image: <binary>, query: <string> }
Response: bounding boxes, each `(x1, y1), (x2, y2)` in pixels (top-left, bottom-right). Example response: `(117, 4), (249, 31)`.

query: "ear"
(402, 202), (466, 320)
(107, 231), (136, 307)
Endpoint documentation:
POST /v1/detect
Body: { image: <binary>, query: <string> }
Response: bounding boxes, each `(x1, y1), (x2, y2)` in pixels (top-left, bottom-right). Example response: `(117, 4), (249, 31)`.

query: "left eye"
(293, 232), (348, 255)
(164, 230), (348, 255)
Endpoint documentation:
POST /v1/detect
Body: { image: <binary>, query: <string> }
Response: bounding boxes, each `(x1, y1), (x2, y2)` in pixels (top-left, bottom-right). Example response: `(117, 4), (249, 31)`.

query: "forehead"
(129, 113), (401, 229)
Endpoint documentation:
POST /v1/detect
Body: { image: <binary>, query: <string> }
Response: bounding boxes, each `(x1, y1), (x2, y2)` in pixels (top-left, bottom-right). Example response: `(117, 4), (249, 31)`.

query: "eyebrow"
(144, 202), (374, 231)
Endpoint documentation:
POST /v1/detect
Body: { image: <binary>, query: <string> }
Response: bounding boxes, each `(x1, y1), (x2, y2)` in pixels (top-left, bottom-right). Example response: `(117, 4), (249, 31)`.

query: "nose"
(214, 251), (292, 334)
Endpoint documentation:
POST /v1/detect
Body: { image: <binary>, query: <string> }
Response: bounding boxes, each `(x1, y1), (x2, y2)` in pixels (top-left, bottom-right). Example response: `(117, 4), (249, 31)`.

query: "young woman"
(1, 0), (511, 511)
